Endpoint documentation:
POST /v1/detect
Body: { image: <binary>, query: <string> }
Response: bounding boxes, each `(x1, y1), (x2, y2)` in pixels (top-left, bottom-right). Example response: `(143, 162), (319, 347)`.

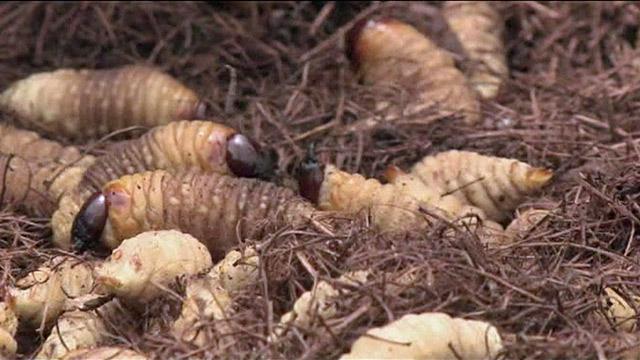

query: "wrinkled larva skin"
(0, 303), (17, 356)
(172, 247), (259, 347)
(0, 65), (203, 139)
(52, 120), (273, 250)
(273, 271), (370, 340)
(410, 150), (553, 223)
(340, 312), (503, 360)
(442, 1), (508, 99)
(7, 256), (95, 330)
(36, 300), (126, 360)
(0, 154), (93, 217)
(317, 164), (437, 233)
(80, 120), (237, 190)
(61, 346), (148, 360)
(95, 230), (212, 309)
(347, 17), (481, 126)
(0, 124), (87, 164)
(98, 170), (315, 260)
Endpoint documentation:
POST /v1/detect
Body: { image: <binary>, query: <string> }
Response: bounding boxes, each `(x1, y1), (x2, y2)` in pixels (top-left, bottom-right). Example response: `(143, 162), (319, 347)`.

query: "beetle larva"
(0, 154), (91, 217)
(71, 170), (315, 259)
(51, 120), (276, 250)
(0, 65), (204, 139)
(0, 124), (91, 165)
(409, 150), (553, 223)
(442, 1), (508, 100)
(346, 17), (481, 128)
(296, 153), (439, 233)
(80, 120), (276, 189)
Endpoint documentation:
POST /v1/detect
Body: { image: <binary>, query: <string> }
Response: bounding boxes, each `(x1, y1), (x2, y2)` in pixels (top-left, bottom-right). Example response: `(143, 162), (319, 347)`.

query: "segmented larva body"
(410, 151), (553, 223)
(99, 170), (315, 259)
(61, 346), (148, 360)
(317, 165), (435, 232)
(52, 120), (274, 250)
(0, 65), (204, 139)
(442, 1), (508, 99)
(37, 300), (126, 360)
(0, 155), (92, 217)
(347, 17), (481, 125)
(0, 124), (88, 164)
(80, 120), (237, 189)
(340, 312), (503, 360)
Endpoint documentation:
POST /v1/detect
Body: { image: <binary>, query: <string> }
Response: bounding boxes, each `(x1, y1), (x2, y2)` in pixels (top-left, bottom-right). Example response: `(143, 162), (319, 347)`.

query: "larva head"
(345, 17), (405, 71)
(226, 133), (277, 180)
(72, 191), (108, 253)
(296, 143), (325, 205)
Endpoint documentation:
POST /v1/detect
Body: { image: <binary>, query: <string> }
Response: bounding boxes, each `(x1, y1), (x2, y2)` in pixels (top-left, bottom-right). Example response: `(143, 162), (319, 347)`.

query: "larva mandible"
(296, 153), (438, 233)
(71, 170), (315, 259)
(442, 1), (508, 99)
(0, 65), (205, 139)
(408, 150), (553, 223)
(51, 120), (277, 251)
(346, 17), (481, 129)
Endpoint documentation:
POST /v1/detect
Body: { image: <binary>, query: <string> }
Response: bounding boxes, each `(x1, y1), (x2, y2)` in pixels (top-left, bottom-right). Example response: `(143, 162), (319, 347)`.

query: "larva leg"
(72, 170), (315, 259)
(411, 150), (553, 222)
(442, 1), (508, 99)
(345, 17), (481, 131)
(0, 65), (205, 140)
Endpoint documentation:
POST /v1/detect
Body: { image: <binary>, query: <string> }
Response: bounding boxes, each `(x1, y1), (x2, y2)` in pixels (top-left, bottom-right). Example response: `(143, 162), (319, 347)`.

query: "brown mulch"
(1, 1), (640, 359)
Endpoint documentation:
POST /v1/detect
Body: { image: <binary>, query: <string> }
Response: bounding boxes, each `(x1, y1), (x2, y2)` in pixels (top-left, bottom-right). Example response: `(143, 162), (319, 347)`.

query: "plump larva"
(600, 287), (639, 332)
(172, 247), (259, 347)
(442, 1), (508, 99)
(7, 256), (95, 330)
(340, 312), (503, 360)
(0, 65), (204, 139)
(272, 271), (370, 340)
(0, 154), (95, 217)
(61, 346), (148, 360)
(0, 124), (89, 164)
(51, 120), (276, 251)
(36, 300), (126, 360)
(0, 303), (17, 356)
(74, 170), (315, 259)
(297, 153), (440, 233)
(346, 17), (481, 127)
(81, 120), (276, 189)
(95, 230), (212, 308)
(409, 150), (553, 223)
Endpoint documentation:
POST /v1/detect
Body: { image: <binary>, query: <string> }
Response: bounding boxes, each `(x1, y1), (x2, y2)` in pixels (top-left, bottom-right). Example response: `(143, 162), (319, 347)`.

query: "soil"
(1, 1), (640, 359)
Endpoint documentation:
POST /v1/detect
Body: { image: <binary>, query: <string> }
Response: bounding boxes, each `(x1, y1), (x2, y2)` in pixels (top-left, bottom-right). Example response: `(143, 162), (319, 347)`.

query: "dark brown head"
(72, 191), (108, 253)
(225, 133), (277, 180)
(296, 143), (325, 205)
